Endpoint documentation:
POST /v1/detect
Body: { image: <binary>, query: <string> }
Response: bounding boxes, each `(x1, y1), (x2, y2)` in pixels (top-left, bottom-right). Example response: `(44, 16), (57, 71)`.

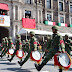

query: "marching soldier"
(0, 37), (8, 58)
(42, 36), (51, 59)
(8, 34), (22, 62)
(22, 40), (26, 54)
(64, 34), (72, 55)
(1, 36), (14, 58)
(0, 38), (5, 51)
(18, 31), (37, 66)
(35, 26), (65, 72)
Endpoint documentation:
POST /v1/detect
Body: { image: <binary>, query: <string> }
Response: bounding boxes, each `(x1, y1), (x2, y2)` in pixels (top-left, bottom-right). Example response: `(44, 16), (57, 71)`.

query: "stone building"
(0, 0), (72, 43)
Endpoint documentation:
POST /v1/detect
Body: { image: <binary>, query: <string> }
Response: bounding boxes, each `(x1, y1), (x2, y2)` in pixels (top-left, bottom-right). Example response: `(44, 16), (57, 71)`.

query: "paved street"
(0, 53), (72, 72)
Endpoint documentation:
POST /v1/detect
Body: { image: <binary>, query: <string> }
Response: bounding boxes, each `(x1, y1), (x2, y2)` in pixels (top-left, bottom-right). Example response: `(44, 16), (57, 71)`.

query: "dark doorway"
(0, 27), (9, 43)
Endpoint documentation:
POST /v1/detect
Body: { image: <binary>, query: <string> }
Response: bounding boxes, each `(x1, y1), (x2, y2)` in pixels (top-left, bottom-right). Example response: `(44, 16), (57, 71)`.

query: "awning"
(17, 28), (53, 35)
(17, 28), (72, 37)
(0, 3), (9, 10)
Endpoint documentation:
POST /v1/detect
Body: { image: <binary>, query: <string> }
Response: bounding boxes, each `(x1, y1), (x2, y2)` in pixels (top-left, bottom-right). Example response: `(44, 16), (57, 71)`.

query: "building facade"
(0, 0), (72, 43)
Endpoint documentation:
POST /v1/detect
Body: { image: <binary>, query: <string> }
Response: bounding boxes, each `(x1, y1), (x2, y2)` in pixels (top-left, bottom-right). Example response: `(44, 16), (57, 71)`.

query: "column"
(41, 10), (43, 23)
(37, 10), (39, 23)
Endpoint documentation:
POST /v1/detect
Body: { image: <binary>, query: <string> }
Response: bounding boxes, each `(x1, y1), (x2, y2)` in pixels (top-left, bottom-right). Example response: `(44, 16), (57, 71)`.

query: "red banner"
(22, 18), (36, 29)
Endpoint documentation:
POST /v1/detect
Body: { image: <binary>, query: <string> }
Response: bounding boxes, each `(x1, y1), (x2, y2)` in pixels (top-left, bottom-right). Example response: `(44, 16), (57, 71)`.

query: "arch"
(0, 27), (9, 43)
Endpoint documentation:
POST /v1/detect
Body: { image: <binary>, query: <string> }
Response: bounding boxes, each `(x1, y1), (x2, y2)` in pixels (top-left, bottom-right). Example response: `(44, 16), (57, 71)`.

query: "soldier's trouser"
(10, 49), (18, 60)
(2, 48), (9, 56)
(1, 48), (6, 55)
(65, 48), (70, 55)
(21, 50), (31, 64)
(39, 48), (57, 68)
(0, 47), (3, 51)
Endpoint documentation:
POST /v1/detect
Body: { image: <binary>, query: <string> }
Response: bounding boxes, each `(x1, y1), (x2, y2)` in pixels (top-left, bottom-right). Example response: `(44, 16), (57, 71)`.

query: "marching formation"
(0, 26), (72, 72)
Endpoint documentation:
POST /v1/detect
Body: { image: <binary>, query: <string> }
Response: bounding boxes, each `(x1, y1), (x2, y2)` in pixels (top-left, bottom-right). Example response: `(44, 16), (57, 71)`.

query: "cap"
(52, 25), (58, 30)
(30, 31), (35, 35)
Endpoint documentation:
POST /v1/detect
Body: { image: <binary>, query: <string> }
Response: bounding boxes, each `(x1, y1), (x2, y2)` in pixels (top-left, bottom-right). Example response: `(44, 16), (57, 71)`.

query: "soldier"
(1, 36), (14, 58)
(25, 39), (30, 53)
(18, 31), (37, 66)
(22, 40), (26, 54)
(35, 26), (65, 72)
(64, 34), (72, 55)
(0, 37), (8, 58)
(8, 34), (22, 62)
(42, 36), (51, 59)
(0, 38), (5, 51)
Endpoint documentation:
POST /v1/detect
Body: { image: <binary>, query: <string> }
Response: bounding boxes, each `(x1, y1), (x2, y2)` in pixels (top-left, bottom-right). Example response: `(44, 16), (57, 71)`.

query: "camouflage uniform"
(8, 34), (22, 62)
(35, 26), (65, 72)
(64, 35), (72, 55)
(18, 31), (37, 66)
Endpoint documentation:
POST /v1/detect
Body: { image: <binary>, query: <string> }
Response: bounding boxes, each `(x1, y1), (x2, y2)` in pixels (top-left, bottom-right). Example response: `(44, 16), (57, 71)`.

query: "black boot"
(0, 55), (3, 58)
(34, 63), (43, 71)
(59, 69), (62, 72)
(8, 59), (12, 62)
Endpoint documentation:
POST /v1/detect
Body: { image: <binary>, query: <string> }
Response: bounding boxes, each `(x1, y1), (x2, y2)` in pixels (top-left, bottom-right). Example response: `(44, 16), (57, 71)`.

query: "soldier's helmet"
(52, 25), (58, 31)
(5, 37), (8, 40)
(65, 34), (69, 37)
(8, 36), (12, 40)
(16, 34), (21, 38)
(30, 31), (35, 35)
(23, 40), (25, 43)
(2, 38), (5, 41)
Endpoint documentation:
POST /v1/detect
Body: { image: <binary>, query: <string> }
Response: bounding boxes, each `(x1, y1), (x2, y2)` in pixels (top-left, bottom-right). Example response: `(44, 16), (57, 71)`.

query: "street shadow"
(1, 68), (31, 72)
(0, 62), (16, 65)
(46, 63), (54, 66)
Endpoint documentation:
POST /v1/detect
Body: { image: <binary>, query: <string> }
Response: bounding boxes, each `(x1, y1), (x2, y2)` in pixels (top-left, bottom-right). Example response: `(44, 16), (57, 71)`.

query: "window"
(25, 0), (31, 4)
(70, 5), (72, 13)
(59, 2), (63, 11)
(60, 16), (64, 23)
(15, 6), (18, 20)
(47, 0), (51, 9)
(47, 14), (52, 21)
(25, 10), (31, 18)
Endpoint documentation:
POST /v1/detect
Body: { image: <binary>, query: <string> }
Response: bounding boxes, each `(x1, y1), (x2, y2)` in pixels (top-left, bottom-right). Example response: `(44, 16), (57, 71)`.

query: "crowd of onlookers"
(0, 9), (8, 15)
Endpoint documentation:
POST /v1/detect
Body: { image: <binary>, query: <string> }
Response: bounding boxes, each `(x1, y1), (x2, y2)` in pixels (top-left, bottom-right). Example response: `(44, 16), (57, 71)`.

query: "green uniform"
(1, 37), (8, 57)
(8, 35), (22, 62)
(18, 31), (37, 66)
(2, 37), (14, 57)
(64, 38), (72, 55)
(35, 26), (65, 72)
(0, 38), (5, 51)
(22, 40), (26, 54)
(42, 38), (51, 59)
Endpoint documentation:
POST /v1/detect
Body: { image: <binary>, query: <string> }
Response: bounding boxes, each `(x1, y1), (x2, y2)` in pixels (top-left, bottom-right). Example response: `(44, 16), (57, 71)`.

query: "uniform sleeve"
(32, 38), (37, 50)
(59, 35), (65, 51)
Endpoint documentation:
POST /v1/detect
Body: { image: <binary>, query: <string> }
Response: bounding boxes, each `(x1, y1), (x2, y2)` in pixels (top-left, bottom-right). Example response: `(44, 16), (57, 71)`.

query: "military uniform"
(0, 38), (5, 51)
(42, 36), (51, 59)
(35, 26), (65, 72)
(64, 35), (72, 55)
(18, 31), (37, 66)
(8, 34), (22, 62)
(2, 36), (14, 57)
(0, 37), (8, 58)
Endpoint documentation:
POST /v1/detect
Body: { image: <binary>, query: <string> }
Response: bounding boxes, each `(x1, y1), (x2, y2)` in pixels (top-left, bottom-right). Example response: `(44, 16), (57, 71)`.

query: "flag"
(22, 18), (36, 29)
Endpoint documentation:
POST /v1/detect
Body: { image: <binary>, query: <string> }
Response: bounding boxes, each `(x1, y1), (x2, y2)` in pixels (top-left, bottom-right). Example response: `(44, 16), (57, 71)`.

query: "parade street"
(0, 54), (72, 72)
